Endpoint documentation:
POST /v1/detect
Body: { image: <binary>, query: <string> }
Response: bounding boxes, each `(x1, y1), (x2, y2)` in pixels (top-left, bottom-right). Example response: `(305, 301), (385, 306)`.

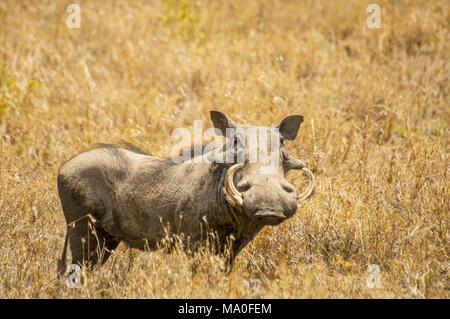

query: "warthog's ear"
(210, 111), (236, 136)
(276, 115), (304, 140)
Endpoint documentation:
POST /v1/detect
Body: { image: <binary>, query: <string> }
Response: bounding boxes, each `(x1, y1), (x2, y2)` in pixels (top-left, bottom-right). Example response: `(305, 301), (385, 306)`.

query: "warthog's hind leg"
(93, 224), (120, 265)
(61, 209), (120, 270)
(57, 176), (119, 272)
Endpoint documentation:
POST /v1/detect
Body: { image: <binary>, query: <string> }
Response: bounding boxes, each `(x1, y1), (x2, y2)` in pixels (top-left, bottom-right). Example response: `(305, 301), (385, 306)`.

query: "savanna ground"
(0, 0), (448, 298)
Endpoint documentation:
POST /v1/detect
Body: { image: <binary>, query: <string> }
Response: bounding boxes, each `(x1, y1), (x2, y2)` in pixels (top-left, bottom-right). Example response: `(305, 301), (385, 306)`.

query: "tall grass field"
(0, 0), (448, 298)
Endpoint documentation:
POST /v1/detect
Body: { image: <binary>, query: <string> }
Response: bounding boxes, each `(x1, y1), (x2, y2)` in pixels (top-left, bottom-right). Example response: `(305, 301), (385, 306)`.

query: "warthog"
(57, 111), (315, 272)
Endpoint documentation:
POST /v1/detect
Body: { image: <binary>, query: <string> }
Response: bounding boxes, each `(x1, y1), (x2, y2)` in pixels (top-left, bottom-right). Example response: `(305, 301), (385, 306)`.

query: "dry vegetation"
(0, 0), (449, 298)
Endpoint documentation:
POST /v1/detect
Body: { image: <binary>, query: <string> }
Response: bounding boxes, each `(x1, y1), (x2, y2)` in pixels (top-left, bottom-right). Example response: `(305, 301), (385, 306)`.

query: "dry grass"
(0, 0), (448, 298)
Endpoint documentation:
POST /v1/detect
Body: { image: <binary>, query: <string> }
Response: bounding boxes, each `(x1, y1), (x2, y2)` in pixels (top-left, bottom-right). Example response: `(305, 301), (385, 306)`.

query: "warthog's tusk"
(223, 164), (244, 207)
(285, 157), (316, 203)
(296, 166), (316, 203)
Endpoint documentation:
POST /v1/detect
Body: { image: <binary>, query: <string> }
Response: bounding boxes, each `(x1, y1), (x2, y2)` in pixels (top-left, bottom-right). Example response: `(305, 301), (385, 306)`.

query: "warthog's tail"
(57, 230), (69, 277)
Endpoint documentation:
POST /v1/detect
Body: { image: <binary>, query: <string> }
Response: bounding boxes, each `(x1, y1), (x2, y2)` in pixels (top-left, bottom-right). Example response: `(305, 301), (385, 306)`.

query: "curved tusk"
(296, 166), (316, 203)
(223, 164), (244, 207)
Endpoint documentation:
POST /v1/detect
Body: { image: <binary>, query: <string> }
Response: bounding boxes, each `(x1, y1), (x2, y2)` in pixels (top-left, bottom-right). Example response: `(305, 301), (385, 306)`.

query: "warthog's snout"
(237, 175), (298, 226)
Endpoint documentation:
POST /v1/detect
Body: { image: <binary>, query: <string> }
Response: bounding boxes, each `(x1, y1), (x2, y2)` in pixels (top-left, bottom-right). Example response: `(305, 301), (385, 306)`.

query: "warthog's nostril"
(237, 179), (251, 192)
(280, 181), (294, 193)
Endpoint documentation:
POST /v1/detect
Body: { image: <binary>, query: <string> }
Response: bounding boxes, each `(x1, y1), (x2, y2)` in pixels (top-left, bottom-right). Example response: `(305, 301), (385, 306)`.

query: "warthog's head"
(210, 111), (315, 226)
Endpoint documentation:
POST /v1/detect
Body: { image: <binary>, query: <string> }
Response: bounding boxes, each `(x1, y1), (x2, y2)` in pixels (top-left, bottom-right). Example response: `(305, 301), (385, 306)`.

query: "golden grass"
(0, 0), (448, 298)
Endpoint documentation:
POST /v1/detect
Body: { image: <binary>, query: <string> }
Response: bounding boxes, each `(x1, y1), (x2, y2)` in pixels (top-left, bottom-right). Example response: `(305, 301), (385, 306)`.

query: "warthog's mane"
(177, 144), (216, 161)
(59, 141), (156, 174)
(86, 141), (153, 166)
(93, 142), (215, 164)
(93, 141), (151, 156)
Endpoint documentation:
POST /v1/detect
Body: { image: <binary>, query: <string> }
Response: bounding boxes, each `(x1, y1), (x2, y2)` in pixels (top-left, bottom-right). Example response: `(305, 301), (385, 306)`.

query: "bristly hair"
(178, 143), (208, 159)
(93, 140), (151, 156)
(59, 141), (151, 172)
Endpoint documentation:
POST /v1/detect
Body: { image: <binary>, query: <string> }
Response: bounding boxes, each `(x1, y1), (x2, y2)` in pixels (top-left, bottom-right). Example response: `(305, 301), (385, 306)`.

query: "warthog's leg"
(68, 219), (119, 268)
(92, 224), (120, 265)
(57, 176), (119, 271)
(224, 225), (264, 273)
(62, 207), (120, 269)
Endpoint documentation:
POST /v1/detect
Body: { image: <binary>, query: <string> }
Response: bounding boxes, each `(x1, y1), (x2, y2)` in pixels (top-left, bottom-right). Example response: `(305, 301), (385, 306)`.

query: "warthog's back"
(59, 146), (150, 179)
(57, 146), (157, 233)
